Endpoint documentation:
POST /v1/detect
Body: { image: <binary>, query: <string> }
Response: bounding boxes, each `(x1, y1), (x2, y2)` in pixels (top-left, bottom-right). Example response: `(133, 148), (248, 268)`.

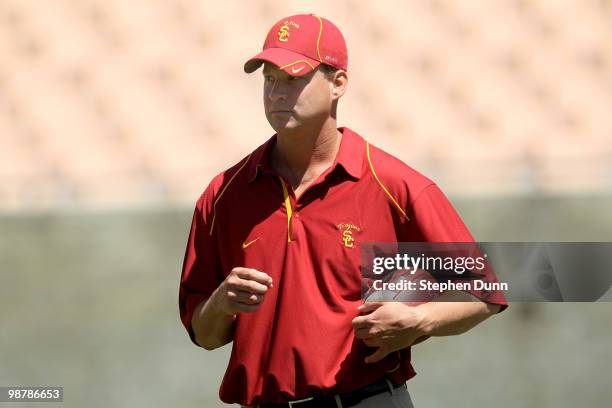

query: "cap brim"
(244, 48), (320, 77)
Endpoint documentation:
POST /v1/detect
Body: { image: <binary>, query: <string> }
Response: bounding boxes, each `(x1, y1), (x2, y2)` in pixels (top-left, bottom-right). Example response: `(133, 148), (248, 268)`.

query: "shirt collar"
(334, 127), (364, 180)
(247, 127), (364, 183)
(247, 134), (277, 183)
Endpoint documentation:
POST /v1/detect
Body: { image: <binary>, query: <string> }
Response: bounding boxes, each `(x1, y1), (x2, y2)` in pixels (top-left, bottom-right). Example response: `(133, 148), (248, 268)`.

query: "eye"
(264, 75), (274, 83)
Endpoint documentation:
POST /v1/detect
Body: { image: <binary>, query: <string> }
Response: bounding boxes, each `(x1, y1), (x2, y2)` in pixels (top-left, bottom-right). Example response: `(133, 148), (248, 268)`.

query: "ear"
(331, 70), (348, 101)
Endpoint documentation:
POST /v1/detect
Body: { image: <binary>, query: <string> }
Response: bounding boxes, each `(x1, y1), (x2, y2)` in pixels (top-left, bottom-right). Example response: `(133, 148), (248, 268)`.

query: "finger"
(358, 301), (383, 313)
(354, 328), (378, 339)
(363, 338), (378, 347)
(354, 327), (369, 339)
(233, 267), (274, 287)
(364, 347), (390, 364)
(227, 290), (264, 305)
(229, 278), (270, 295)
(411, 335), (431, 346)
(351, 315), (371, 329)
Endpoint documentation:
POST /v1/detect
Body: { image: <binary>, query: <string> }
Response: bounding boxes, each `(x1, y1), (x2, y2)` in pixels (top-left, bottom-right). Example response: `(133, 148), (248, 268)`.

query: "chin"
(267, 118), (301, 133)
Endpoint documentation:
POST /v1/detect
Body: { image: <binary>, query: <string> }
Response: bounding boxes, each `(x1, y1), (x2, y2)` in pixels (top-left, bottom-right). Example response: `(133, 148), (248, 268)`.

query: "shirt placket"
(278, 177), (295, 242)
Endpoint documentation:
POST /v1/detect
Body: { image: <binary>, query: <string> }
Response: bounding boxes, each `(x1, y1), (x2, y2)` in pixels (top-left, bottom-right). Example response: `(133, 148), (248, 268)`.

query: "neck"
(271, 117), (342, 187)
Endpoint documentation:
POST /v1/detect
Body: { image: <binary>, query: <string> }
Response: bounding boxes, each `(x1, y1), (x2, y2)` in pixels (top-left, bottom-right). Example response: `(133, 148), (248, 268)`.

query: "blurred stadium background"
(1, 0), (611, 407)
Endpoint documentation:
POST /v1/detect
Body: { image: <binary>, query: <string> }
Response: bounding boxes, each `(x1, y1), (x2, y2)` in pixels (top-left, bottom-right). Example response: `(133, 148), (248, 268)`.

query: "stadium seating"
(1, 0), (610, 209)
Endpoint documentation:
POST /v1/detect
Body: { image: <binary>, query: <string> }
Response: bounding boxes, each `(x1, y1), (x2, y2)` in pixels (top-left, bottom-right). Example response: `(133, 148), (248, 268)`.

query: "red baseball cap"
(244, 14), (348, 77)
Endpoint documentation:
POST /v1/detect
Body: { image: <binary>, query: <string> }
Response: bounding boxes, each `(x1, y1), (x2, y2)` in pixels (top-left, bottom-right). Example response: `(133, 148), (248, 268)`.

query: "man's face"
(262, 62), (335, 132)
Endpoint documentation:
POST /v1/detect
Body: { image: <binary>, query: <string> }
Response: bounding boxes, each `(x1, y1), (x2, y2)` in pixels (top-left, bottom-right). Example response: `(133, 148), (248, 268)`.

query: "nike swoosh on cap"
(291, 66), (305, 74)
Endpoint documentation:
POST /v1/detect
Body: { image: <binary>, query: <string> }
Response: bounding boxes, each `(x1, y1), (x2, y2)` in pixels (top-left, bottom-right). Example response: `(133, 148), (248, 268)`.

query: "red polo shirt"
(179, 127), (507, 405)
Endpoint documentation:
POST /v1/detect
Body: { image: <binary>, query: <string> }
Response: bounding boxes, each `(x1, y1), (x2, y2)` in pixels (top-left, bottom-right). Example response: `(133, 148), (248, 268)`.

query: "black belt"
(258, 377), (405, 408)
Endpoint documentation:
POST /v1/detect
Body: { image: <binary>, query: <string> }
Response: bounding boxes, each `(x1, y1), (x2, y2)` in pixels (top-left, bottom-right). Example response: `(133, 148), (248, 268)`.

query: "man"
(179, 14), (507, 408)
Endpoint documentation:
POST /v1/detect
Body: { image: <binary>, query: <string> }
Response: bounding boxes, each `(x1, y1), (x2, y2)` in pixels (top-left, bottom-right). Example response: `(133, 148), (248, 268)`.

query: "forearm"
(416, 291), (501, 337)
(191, 288), (236, 350)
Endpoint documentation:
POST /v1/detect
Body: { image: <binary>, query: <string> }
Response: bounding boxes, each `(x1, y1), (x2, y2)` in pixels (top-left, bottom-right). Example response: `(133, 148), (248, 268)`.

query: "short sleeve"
(178, 189), (225, 345)
(401, 184), (508, 312)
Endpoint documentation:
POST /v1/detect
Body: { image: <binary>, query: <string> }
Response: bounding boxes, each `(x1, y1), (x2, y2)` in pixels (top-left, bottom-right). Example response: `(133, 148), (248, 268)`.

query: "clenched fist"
(212, 267), (274, 315)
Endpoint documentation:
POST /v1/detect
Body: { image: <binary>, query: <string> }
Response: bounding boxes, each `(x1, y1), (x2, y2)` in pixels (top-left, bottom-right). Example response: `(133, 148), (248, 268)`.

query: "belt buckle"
(288, 397), (314, 407)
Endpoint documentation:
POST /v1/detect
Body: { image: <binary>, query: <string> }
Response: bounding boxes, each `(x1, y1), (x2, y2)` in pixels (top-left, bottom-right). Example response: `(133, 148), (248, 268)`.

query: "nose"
(267, 79), (286, 102)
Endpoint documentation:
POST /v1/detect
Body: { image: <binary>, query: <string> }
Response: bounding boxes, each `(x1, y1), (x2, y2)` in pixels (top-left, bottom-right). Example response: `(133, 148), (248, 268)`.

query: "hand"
(212, 267), (273, 315)
(351, 302), (429, 363)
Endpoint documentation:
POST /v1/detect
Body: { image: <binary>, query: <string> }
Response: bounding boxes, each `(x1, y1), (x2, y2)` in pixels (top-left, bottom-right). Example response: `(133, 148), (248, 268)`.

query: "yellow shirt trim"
(365, 142), (410, 221)
(209, 154), (252, 235)
(279, 177), (293, 242)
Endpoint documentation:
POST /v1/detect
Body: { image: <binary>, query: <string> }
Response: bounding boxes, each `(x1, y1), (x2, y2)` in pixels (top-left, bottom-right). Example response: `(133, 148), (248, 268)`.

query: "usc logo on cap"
(278, 25), (290, 42)
(277, 20), (300, 42)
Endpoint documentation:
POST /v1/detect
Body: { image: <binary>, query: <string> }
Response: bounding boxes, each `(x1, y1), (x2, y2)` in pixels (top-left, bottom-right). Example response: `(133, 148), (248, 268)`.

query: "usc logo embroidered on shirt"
(337, 223), (361, 248)
(342, 230), (355, 248)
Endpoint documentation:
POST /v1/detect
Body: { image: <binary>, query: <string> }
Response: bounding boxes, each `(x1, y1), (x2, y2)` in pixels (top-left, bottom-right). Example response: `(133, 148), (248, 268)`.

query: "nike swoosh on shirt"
(242, 237), (260, 249)
(291, 66), (305, 74)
